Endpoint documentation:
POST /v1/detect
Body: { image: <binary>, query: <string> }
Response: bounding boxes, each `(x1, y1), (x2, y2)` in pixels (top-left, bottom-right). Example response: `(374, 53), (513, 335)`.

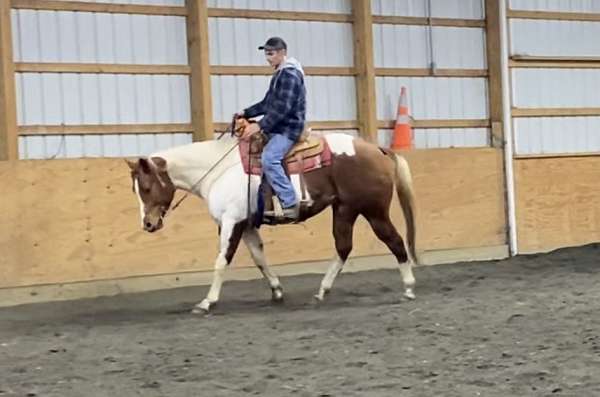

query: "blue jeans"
(261, 134), (298, 208)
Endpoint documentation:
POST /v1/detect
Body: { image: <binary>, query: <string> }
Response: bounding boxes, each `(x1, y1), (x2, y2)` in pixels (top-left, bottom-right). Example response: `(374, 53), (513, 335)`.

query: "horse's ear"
(125, 158), (138, 171)
(138, 157), (153, 175)
(150, 156), (167, 172)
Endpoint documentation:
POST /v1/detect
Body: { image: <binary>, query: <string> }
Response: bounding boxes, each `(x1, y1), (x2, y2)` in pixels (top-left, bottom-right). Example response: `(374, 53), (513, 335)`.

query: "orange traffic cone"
(391, 87), (413, 150)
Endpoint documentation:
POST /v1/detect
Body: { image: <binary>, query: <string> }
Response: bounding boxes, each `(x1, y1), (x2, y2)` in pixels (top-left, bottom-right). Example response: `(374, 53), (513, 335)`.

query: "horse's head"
(126, 157), (176, 233)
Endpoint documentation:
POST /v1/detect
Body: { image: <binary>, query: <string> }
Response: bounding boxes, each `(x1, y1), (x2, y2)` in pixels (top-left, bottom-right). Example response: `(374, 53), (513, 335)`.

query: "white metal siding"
(514, 117), (600, 155)
(74, 0), (184, 4)
(16, 72), (191, 159)
(211, 75), (356, 122)
(373, 25), (486, 69)
(378, 128), (489, 149)
(509, 0), (600, 12)
(18, 133), (192, 160)
(509, 2), (600, 155)
(209, 18), (354, 66)
(510, 19), (600, 58)
(12, 10), (188, 64)
(376, 77), (488, 120)
(207, 0), (351, 13)
(16, 73), (191, 125)
(372, 0), (484, 19)
(12, 8), (189, 159)
(512, 69), (600, 108)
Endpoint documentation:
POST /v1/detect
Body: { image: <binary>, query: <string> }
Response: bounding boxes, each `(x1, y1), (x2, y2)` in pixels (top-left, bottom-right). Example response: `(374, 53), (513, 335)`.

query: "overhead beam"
(210, 65), (357, 76)
(208, 8), (352, 23)
(372, 15), (485, 28)
(377, 119), (491, 129)
(15, 62), (191, 75)
(375, 68), (488, 77)
(18, 123), (193, 136)
(507, 9), (600, 22)
(512, 107), (600, 117)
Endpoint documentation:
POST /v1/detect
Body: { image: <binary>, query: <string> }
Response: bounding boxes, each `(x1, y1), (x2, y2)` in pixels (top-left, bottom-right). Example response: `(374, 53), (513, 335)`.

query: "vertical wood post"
(186, 0), (213, 141)
(352, 0), (377, 143)
(0, 1), (18, 160)
(485, 0), (504, 148)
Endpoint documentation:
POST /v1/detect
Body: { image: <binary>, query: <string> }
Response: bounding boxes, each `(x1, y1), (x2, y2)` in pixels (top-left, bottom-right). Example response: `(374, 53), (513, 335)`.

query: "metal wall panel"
(74, 0), (184, 4)
(376, 77), (488, 120)
(372, 0), (484, 19)
(378, 128), (489, 149)
(16, 73), (191, 159)
(514, 117), (600, 155)
(209, 18), (353, 66)
(18, 133), (192, 160)
(510, 19), (600, 57)
(207, 0), (351, 13)
(509, 0), (600, 12)
(512, 69), (600, 108)
(12, 9), (188, 64)
(373, 25), (486, 68)
(211, 75), (356, 122)
(12, 8), (189, 159)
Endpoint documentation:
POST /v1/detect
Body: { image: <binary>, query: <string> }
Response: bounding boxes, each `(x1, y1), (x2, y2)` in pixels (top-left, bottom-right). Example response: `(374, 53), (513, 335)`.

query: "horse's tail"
(388, 151), (418, 265)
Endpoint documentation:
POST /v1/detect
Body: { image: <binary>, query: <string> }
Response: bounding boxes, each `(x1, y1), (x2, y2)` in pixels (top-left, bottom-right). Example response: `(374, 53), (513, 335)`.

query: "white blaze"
(133, 179), (145, 228)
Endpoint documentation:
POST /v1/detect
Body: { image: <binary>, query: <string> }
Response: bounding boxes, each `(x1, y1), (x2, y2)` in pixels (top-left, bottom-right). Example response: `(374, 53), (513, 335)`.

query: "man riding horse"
(235, 36), (306, 221)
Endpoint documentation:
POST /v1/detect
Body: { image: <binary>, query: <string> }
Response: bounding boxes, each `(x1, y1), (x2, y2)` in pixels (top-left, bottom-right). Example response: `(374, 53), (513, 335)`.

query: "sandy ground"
(2, 244), (600, 397)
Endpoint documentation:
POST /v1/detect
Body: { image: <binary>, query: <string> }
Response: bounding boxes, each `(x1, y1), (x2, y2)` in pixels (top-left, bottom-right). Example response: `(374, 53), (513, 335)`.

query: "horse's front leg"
(193, 218), (244, 314)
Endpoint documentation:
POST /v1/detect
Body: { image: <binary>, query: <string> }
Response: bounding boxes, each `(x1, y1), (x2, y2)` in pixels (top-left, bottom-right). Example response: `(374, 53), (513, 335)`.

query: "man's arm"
(243, 93), (268, 118)
(258, 70), (301, 133)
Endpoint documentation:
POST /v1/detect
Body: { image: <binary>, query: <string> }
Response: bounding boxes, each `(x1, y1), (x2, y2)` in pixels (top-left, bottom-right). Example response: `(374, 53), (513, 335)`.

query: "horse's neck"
(153, 138), (240, 197)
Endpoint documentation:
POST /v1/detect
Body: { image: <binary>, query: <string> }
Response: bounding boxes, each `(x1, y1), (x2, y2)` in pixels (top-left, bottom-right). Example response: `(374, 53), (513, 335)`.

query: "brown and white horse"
(126, 128), (417, 313)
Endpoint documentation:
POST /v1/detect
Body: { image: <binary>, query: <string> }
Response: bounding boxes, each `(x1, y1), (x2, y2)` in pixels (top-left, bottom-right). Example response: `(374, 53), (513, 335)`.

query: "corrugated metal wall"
(12, 0), (494, 158)
(510, 0), (600, 12)
(13, 8), (191, 159)
(509, 0), (600, 155)
(208, 15), (357, 135)
(373, 0), (489, 149)
(372, 0), (484, 19)
(207, 0), (351, 13)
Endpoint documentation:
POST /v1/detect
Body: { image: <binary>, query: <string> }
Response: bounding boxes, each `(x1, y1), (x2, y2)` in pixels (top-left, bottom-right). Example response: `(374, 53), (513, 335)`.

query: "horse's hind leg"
(243, 228), (283, 302)
(315, 205), (358, 301)
(365, 213), (416, 300)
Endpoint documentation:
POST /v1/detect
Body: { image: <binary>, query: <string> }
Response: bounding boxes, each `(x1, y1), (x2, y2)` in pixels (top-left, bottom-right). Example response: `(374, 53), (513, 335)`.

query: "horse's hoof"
(192, 299), (211, 314)
(271, 286), (284, 302)
(404, 289), (416, 300)
(313, 289), (329, 302)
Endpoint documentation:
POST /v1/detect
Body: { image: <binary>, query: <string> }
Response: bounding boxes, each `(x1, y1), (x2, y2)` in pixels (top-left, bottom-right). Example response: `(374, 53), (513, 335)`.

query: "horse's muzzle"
(143, 217), (163, 233)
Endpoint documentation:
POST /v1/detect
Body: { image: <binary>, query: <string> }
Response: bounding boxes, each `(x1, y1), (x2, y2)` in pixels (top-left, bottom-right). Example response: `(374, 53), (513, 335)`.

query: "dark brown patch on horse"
(299, 139), (414, 265)
(225, 221), (248, 264)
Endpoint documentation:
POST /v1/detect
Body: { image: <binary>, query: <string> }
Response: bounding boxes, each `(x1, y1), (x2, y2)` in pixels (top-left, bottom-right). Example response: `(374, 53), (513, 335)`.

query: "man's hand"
(241, 122), (261, 140)
(234, 111), (245, 119)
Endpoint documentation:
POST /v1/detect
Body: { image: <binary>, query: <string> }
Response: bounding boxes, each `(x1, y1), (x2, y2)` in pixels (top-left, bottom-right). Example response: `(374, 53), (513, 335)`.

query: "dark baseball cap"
(258, 37), (287, 51)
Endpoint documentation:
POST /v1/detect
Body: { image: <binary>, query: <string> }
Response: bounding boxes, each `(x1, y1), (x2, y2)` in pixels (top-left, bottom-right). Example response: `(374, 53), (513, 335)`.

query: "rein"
(167, 117), (241, 215)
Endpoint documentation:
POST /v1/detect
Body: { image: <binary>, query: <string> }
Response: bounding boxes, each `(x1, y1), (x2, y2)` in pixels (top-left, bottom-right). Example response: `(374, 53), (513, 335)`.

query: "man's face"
(265, 49), (286, 68)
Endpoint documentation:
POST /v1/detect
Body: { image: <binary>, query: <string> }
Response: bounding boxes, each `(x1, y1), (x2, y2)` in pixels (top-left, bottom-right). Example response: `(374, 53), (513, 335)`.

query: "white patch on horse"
(324, 133), (356, 156)
(133, 179), (145, 228)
